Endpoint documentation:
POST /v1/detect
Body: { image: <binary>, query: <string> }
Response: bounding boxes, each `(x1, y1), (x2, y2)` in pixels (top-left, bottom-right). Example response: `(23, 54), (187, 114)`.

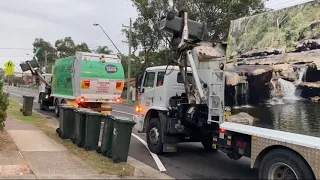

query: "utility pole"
(122, 18), (132, 102)
(44, 51), (47, 73)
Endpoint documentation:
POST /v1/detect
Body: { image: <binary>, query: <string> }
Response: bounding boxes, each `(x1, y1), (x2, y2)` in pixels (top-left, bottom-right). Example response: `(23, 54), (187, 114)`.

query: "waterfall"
(241, 83), (250, 107)
(297, 67), (307, 84)
(278, 78), (300, 100)
(234, 86), (239, 107)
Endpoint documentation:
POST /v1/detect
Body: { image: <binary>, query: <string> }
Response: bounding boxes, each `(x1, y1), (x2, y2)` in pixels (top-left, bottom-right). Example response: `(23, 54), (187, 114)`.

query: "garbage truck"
(20, 51), (125, 116)
(133, 2), (320, 180)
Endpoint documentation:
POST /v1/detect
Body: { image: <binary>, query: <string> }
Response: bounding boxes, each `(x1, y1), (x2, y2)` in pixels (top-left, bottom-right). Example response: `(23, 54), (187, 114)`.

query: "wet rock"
(225, 71), (242, 86)
(294, 38), (320, 52)
(195, 42), (226, 61)
(227, 112), (256, 125)
(239, 47), (286, 58)
(311, 96), (320, 102)
(296, 82), (320, 99)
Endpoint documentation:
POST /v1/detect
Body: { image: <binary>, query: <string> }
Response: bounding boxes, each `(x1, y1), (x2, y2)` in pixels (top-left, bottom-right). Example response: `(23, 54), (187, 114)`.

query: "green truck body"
(51, 51), (125, 103)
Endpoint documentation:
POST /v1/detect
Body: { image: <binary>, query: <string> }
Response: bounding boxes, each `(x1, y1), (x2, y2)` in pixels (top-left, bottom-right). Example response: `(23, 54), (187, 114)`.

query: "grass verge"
(7, 98), (135, 177)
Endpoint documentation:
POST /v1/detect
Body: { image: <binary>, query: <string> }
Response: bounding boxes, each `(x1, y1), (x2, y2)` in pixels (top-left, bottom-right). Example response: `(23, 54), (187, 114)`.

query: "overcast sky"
(0, 0), (314, 72)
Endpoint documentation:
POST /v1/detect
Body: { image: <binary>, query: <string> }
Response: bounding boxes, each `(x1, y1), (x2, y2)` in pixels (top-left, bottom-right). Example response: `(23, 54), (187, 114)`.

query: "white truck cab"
(38, 73), (52, 93)
(133, 65), (192, 133)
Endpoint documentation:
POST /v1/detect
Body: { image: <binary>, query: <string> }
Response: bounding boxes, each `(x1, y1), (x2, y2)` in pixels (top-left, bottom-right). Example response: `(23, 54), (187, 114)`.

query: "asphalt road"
(6, 86), (258, 179)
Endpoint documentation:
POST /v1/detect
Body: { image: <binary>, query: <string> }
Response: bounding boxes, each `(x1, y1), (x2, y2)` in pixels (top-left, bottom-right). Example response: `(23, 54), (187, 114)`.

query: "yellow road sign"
(4, 68), (13, 75)
(4, 60), (15, 69)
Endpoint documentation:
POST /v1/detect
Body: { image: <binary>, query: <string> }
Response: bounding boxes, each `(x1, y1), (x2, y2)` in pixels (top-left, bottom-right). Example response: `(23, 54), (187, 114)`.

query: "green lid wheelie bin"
(96, 115), (116, 157)
(57, 104), (76, 139)
(83, 111), (102, 151)
(111, 117), (136, 163)
(71, 108), (92, 148)
(21, 95), (34, 116)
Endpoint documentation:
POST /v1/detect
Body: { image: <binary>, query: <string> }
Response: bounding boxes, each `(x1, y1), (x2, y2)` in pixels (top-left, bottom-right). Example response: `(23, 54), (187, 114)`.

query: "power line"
(0, 48), (32, 50)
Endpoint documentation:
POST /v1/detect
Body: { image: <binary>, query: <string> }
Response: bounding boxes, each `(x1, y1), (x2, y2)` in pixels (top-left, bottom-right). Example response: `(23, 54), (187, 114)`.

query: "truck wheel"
(259, 149), (315, 180)
(146, 117), (163, 154)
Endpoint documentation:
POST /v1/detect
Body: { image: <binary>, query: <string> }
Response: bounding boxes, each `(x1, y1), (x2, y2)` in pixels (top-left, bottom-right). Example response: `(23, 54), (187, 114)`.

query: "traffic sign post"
(4, 60), (15, 92)
(4, 60), (15, 75)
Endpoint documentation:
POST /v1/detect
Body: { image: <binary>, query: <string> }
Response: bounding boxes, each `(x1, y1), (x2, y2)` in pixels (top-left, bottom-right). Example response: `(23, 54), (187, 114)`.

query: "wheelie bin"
(96, 115), (116, 157)
(71, 108), (92, 148)
(83, 111), (102, 151)
(56, 104), (76, 139)
(110, 117), (136, 163)
(21, 95), (34, 116)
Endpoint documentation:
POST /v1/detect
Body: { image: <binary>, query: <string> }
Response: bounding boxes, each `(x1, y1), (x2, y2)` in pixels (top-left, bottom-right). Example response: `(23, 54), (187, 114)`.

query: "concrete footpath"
(1, 116), (173, 179)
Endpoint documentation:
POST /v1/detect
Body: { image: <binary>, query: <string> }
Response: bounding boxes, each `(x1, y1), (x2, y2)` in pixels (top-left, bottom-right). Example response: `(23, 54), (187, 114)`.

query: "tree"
(55, 37), (76, 58)
(75, 42), (91, 53)
(123, 0), (266, 74)
(95, 46), (112, 54)
(32, 38), (57, 69)
(0, 81), (9, 130)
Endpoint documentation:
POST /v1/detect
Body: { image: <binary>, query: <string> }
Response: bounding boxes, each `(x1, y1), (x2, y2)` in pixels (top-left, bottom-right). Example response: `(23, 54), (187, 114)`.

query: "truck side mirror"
(135, 72), (143, 89)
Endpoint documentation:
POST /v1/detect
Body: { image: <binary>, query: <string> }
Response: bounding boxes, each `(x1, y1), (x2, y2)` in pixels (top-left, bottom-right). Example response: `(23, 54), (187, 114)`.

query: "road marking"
(131, 133), (166, 172)
(112, 110), (135, 116)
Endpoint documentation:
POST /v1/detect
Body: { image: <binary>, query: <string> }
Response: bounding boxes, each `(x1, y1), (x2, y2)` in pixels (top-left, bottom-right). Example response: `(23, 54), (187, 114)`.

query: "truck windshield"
(177, 72), (193, 84)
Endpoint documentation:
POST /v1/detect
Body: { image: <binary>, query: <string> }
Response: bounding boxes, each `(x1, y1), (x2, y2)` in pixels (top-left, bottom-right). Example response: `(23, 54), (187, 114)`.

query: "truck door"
(153, 71), (165, 107)
(140, 71), (156, 108)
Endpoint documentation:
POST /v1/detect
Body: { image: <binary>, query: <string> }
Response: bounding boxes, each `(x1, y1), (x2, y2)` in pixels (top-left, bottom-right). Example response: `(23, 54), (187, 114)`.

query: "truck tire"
(146, 117), (163, 154)
(259, 148), (315, 180)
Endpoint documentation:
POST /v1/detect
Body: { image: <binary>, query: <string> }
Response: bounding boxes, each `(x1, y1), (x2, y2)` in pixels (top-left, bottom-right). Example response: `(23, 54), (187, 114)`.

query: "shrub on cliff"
(0, 81), (9, 130)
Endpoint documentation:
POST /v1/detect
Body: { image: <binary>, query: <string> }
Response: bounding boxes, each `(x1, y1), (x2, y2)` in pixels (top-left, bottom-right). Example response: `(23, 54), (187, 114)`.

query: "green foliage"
(226, 1), (320, 58)
(95, 46), (112, 54)
(55, 37), (91, 58)
(124, 0), (265, 73)
(32, 37), (111, 71)
(33, 38), (58, 69)
(0, 81), (9, 130)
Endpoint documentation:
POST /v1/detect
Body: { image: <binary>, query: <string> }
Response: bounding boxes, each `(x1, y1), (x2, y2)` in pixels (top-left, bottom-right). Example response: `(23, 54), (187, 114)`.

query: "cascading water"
(234, 86), (238, 107)
(278, 78), (300, 100)
(241, 82), (250, 107)
(297, 67), (307, 84)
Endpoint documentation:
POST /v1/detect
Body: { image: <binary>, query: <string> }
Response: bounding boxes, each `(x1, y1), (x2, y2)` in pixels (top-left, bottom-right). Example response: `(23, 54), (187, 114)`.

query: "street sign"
(4, 60), (15, 75)
(4, 68), (13, 75)
(4, 60), (15, 69)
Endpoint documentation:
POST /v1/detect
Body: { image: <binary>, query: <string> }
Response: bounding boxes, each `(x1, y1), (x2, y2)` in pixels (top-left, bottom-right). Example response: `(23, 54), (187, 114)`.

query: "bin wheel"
(84, 144), (90, 151)
(106, 151), (112, 158)
(79, 142), (85, 148)
(113, 157), (120, 163)
(23, 111), (28, 116)
(56, 128), (60, 134)
(71, 136), (76, 144)
(96, 147), (102, 154)
(102, 151), (108, 157)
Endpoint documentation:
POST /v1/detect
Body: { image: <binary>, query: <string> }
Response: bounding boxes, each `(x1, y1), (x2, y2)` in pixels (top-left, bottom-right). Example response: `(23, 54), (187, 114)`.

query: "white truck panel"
(221, 122), (320, 149)
(221, 122), (320, 179)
